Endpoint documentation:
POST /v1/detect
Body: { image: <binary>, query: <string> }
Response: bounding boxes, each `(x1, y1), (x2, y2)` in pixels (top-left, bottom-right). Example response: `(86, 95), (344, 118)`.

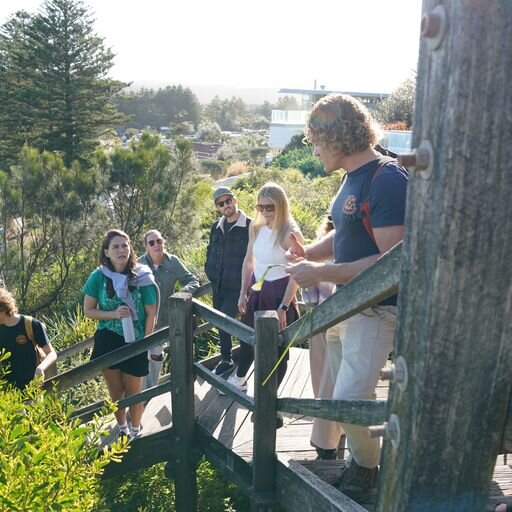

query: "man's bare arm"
(286, 225), (403, 287)
(287, 230), (334, 262)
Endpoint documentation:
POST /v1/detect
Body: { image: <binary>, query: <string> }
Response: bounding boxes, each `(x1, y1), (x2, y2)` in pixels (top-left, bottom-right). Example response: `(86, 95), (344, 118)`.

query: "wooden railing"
(40, 244), (400, 511)
(42, 240), (511, 511)
(168, 243), (403, 512)
(48, 282), (212, 385)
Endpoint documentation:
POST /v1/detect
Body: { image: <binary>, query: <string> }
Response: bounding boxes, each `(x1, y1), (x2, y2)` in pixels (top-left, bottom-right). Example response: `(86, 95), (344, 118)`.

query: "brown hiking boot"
(339, 460), (378, 503)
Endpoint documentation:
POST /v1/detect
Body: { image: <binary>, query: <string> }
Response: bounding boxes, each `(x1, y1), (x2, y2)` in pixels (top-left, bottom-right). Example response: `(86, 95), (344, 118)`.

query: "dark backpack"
(345, 146), (408, 244)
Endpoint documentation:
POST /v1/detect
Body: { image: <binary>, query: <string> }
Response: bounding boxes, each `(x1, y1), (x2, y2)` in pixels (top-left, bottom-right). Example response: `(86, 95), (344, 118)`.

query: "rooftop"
(278, 88), (390, 99)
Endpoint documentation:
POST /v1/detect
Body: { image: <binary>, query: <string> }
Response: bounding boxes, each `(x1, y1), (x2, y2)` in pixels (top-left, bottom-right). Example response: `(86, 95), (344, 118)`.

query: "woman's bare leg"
(123, 373), (144, 428)
(102, 368), (126, 425)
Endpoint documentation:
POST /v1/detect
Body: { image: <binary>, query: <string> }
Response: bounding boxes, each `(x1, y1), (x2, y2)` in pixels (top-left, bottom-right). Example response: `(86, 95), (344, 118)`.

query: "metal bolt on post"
(398, 141), (434, 180)
(380, 355), (408, 392)
(369, 414), (401, 449)
(421, 4), (448, 50)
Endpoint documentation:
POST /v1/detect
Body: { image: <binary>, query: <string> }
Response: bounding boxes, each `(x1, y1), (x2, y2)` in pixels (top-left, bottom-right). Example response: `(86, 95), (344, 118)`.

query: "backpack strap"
(374, 143), (398, 158)
(24, 314), (43, 366)
(24, 315), (34, 343)
(357, 157), (406, 243)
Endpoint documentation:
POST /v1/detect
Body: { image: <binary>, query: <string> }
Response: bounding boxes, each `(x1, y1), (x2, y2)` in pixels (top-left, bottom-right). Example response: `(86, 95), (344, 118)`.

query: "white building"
(269, 87), (392, 150)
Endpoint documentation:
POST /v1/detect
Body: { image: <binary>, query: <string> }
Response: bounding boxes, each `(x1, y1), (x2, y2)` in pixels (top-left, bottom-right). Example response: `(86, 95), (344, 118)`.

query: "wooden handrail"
(71, 378), (172, 423)
(193, 282), (212, 297)
(168, 292), (197, 509)
(252, 311), (280, 508)
(55, 282), (212, 361)
(57, 336), (95, 360)
(192, 300), (255, 346)
(277, 398), (386, 426)
(194, 362), (255, 410)
(56, 320), (210, 362)
(276, 453), (366, 512)
(281, 242), (402, 348)
(44, 327), (169, 392)
(48, 249), (400, 426)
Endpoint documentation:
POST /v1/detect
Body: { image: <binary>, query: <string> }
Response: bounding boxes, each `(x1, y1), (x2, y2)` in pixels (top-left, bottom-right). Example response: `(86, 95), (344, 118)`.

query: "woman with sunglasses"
(227, 182), (304, 400)
(83, 229), (158, 439)
(139, 229), (199, 389)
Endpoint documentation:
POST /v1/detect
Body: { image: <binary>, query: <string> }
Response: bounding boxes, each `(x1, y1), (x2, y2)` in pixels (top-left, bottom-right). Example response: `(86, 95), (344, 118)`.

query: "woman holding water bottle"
(83, 229), (158, 439)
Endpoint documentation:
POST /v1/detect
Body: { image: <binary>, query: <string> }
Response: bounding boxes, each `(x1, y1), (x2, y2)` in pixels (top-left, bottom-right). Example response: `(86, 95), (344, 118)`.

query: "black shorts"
(91, 329), (148, 377)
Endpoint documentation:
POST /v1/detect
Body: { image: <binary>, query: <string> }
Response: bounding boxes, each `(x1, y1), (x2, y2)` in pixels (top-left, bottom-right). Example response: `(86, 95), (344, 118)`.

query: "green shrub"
(44, 304), (97, 352)
(270, 146), (324, 178)
(44, 306), (108, 410)
(0, 353), (126, 512)
(280, 133), (306, 154)
(101, 459), (249, 512)
(200, 159), (226, 179)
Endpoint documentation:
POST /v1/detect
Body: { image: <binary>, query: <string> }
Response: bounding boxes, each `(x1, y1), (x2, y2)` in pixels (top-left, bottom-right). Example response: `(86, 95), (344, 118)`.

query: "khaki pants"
(309, 331), (344, 450)
(142, 348), (165, 390)
(326, 305), (396, 468)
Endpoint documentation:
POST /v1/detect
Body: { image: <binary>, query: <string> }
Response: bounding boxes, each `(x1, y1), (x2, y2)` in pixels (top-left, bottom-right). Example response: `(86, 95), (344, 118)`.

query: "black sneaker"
(214, 359), (234, 376)
(339, 460), (378, 503)
(315, 447), (338, 460)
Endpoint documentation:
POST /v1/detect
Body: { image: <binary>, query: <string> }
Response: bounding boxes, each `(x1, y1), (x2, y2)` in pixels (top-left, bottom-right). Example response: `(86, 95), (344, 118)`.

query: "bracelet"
(278, 303), (289, 312)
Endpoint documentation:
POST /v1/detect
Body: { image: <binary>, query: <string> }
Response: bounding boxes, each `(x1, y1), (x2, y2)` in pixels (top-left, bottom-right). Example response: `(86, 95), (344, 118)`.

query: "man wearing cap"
(139, 229), (199, 389)
(205, 187), (251, 376)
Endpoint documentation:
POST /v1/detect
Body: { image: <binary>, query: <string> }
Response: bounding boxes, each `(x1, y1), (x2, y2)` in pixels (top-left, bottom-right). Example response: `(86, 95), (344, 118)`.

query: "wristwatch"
(278, 303), (289, 312)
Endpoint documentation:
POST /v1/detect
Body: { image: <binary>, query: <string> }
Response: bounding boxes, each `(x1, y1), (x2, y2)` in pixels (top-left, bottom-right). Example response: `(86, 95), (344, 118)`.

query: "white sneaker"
(219, 373), (248, 395)
(227, 374), (248, 391)
(129, 426), (142, 440)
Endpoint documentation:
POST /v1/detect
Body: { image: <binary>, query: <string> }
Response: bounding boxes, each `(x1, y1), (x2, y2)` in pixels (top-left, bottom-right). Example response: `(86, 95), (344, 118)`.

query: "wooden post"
(378, 2), (512, 511)
(168, 292), (197, 512)
(252, 311), (280, 511)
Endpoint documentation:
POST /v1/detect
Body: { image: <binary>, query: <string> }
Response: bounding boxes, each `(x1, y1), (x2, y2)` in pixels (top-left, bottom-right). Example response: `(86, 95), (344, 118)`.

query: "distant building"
(269, 87), (390, 150)
(191, 142), (222, 160)
(381, 130), (413, 156)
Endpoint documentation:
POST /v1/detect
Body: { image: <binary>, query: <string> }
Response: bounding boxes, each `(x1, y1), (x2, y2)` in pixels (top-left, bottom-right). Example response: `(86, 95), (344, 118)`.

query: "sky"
(0, 0), (423, 98)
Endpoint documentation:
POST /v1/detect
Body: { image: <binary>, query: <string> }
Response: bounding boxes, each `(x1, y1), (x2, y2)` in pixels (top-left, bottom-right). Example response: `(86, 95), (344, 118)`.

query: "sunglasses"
(256, 204), (275, 212)
(147, 238), (163, 247)
(216, 197), (233, 208)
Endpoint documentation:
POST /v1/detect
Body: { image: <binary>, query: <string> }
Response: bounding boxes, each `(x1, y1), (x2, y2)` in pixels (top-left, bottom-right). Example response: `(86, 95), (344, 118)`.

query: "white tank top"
(253, 226), (289, 281)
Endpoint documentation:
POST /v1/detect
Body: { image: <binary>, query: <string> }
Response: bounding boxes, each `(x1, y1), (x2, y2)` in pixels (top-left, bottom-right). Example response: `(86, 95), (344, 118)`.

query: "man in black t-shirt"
(0, 288), (56, 390)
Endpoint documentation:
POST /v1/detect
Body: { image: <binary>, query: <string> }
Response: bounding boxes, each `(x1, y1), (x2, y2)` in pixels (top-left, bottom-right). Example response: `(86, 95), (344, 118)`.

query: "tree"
(0, 145), (101, 313)
(276, 95), (300, 110)
(154, 85), (201, 129)
(96, 132), (173, 242)
(96, 133), (200, 246)
(376, 74), (416, 129)
(0, 12), (39, 171)
(113, 87), (155, 130)
(254, 100), (272, 119)
(270, 146), (324, 178)
(0, 0), (127, 168)
(280, 133), (307, 155)
(216, 133), (268, 165)
(196, 121), (223, 143)
(114, 85), (201, 131)
(204, 96), (247, 131)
